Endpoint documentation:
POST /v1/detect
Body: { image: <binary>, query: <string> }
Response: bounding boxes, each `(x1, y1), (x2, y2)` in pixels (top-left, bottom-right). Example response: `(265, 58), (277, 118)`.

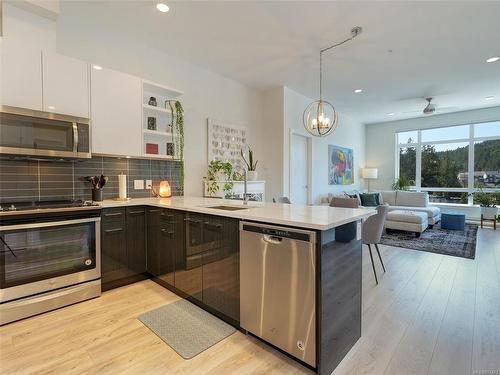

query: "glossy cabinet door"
(146, 208), (163, 277)
(146, 208), (180, 286)
(1, 40), (42, 110)
(126, 207), (147, 275)
(42, 51), (89, 118)
(91, 67), (142, 156)
(202, 216), (240, 322)
(175, 212), (204, 301)
(101, 208), (128, 289)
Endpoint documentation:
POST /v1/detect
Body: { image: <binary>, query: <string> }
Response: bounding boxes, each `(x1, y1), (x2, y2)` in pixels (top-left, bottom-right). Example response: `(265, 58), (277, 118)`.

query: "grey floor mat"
(138, 299), (236, 359)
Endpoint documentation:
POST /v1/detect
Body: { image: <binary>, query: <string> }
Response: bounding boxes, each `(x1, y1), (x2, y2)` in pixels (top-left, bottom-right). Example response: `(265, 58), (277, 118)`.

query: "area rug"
(138, 299), (236, 359)
(380, 223), (478, 259)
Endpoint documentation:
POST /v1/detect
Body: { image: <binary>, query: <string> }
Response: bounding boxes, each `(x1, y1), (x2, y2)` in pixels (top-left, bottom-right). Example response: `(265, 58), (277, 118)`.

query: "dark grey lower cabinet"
(150, 211), (240, 323)
(101, 207), (147, 291)
(201, 216), (239, 323)
(146, 208), (183, 287)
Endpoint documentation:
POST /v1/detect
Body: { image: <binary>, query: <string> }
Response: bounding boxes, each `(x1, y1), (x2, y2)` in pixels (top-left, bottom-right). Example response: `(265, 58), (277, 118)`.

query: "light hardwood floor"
(1, 227), (499, 375)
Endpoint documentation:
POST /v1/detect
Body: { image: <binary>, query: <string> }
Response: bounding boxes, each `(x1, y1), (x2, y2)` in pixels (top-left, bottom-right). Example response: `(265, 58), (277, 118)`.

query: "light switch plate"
(145, 180), (152, 189)
(134, 180), (144, 190)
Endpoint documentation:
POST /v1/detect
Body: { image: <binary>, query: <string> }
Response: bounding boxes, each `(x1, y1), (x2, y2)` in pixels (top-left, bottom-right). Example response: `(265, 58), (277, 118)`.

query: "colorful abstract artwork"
(328, 145), (354, 185)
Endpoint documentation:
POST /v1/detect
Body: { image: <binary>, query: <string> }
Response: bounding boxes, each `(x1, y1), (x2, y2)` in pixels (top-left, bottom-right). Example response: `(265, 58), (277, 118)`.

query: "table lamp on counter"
(158, 180), (172, 198)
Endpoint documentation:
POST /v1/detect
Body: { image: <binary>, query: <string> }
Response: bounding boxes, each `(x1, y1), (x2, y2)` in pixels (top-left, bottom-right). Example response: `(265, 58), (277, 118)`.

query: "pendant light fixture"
(303, 26), (363, 137)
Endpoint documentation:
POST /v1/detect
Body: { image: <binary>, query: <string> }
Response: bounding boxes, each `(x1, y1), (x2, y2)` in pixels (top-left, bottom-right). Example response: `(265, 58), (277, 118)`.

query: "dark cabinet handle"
(104, 212), (122, 217)
(104, 227), (123, 233)
(184, 218), (201, 224)
(128, 210), (144, 215)
(161, 228), (174, 235)
(148, 209), (162, 213)
(204, 222), (222, 229)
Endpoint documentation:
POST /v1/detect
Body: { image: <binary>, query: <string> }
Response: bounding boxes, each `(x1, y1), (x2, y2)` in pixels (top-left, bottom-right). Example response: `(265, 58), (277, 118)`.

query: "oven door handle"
(0, 217), (100, 231)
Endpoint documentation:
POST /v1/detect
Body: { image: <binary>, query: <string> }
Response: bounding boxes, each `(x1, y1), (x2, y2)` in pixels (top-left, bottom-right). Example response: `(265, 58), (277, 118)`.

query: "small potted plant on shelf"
(474, 189), (498, 219)
(241, 146), (258, 181)
(203, 160), (234, 198)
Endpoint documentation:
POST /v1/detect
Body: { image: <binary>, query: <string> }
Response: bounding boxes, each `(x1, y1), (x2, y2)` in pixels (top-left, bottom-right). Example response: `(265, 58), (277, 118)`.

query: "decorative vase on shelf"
(247, 171), (258, 181)
(148, 97), (157, 106)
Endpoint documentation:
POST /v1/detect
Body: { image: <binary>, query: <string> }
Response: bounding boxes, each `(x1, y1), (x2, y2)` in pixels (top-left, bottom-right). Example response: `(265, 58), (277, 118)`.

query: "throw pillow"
(359, 193), (380, 207)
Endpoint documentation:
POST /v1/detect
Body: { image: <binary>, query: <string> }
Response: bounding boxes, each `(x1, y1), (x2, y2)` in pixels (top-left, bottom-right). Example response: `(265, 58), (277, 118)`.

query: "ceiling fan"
(404, 97), (459, 115)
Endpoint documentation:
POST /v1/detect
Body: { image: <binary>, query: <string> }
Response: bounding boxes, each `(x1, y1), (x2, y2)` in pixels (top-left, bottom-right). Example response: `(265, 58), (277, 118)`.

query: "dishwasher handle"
(262, 235), (283, 244)
(240, 222), (316, 244)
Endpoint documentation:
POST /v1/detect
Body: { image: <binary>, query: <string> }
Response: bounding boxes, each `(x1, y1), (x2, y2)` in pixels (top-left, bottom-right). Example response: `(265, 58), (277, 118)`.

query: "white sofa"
(381, 191), (441, 227)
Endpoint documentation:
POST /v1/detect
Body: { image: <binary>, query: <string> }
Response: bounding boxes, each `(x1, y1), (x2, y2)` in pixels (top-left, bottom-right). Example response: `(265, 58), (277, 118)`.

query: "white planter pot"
(481, 206), (498, 219)
(246, 171), (258, 181)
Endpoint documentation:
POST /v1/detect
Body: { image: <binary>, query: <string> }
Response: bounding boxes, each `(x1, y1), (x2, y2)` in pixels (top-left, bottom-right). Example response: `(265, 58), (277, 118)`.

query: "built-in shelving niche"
(142, 80), (183, 160)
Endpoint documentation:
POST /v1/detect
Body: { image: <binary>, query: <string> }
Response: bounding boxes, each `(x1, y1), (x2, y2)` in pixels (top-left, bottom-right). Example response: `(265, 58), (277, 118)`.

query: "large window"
(396, 121), (500, 204)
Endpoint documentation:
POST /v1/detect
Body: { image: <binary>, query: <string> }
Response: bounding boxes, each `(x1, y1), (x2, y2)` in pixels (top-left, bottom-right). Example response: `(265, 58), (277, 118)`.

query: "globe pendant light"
(303, 26), (362, 137)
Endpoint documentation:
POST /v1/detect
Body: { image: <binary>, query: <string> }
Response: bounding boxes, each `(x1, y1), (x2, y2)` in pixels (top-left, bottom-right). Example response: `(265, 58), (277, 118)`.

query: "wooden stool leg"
(368, 244), (378, 285)
(375, 243), (386, 273)
(481, 214), (483, 229)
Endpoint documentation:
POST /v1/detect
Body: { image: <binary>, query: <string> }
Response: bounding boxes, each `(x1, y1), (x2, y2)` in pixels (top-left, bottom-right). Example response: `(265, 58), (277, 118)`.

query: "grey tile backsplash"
(0, 156), (183, 203)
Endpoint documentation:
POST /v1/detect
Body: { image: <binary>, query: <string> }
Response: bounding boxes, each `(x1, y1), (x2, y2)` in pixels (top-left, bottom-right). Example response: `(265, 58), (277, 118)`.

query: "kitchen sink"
(206, 205), (250, 211)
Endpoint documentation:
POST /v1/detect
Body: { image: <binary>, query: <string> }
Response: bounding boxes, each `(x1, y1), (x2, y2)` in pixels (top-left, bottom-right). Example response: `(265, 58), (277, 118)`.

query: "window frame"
(395, 121), (500, 205)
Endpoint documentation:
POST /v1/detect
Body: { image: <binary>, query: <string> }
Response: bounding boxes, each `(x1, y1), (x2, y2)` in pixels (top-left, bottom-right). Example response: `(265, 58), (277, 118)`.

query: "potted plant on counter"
(203, 160), (234, 198)
(241, 146), (258, 181)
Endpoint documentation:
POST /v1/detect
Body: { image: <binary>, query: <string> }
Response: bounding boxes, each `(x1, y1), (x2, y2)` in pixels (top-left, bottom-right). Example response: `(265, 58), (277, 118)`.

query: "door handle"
(262, 235), (283, 244)
(161, 228), (174, 235)
(72, 122), (79, 153)
(104, 227), (123, 233)
(104, 212), (122, 217)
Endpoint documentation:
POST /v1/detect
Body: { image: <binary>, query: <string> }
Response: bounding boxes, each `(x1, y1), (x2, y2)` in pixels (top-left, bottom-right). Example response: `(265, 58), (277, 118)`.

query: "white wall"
(260, 87), (285, 201)
(366, 106), (500, 190)
(2, 4), (266, 197)
(283, 87), (366, 204)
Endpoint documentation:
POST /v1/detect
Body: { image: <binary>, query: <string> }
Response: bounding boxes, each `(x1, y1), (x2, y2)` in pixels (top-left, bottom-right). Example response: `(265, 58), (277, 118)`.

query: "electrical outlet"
(134, 180), (144, 190)
(145, 180), (152, 189)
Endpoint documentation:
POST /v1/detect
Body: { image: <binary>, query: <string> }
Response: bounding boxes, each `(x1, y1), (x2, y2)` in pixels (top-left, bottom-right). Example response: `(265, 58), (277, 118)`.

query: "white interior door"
(290, 133), (310, 204)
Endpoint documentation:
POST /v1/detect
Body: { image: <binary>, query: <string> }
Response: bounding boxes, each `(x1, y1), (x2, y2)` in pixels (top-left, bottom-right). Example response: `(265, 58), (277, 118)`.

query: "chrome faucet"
(243, 170), (248, 205)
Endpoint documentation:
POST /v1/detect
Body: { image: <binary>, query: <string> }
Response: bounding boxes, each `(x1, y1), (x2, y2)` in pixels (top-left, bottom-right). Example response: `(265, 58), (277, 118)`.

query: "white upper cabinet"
(1, 39), (43, 110)
(42, 51), (89, 118)
(91, 67), (142, 156)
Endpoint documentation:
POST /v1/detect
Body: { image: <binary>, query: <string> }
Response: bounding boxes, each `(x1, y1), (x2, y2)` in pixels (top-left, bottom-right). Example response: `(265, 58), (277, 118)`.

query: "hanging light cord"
(319, 26), (362, 100)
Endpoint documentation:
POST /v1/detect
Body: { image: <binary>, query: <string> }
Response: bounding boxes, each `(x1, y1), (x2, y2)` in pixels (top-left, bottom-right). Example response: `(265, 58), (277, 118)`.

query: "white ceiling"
(59, 0), (500, 124)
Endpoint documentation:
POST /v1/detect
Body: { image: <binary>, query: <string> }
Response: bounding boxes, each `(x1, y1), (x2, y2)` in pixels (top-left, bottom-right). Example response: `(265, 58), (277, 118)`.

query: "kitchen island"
(98, 196), (373, 375)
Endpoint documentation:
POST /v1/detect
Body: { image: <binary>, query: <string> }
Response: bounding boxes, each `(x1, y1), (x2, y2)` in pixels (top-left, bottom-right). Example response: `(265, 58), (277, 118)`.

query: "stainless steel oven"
(0, 209), (101, 325)
(0, 105), (91, 159)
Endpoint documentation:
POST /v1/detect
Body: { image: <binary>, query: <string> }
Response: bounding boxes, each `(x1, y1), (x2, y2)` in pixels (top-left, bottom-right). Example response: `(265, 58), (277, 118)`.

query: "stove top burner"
(0, 200), (99, 212)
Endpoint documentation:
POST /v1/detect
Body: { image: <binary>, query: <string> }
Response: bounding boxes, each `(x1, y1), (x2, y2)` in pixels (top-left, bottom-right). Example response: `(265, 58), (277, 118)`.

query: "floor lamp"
(362, 168), (378, 192)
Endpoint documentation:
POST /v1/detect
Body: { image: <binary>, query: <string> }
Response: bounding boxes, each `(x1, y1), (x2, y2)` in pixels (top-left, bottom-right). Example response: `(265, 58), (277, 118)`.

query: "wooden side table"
(481, 214), (497, 230)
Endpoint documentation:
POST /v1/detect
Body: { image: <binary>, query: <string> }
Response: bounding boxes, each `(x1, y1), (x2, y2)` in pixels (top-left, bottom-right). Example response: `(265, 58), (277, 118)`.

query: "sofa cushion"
(381, 191), (397, 206)
(395, 191), (429, 208)
(359, 193), (380, 207)
(386, 210), (428, 224)
(388, 205), (440, 219)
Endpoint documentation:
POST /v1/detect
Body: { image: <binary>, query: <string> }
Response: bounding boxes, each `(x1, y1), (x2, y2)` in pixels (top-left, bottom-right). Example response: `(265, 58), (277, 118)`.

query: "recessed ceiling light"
(485, 96), (495, 101)
(486, 56), (499, 63)
(387, 112), (395, 116)
(156, 3), (169, 12)
(93, 65), (103, 70)
(354, 89), (363, 93)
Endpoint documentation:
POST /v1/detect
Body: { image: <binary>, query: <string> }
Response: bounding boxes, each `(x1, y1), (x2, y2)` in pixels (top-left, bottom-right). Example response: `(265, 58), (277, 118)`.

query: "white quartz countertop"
(99, 196), (374, 231)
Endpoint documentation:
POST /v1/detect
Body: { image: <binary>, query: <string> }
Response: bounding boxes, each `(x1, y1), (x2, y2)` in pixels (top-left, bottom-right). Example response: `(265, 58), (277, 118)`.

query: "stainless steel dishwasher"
(240, 221), (316, 367)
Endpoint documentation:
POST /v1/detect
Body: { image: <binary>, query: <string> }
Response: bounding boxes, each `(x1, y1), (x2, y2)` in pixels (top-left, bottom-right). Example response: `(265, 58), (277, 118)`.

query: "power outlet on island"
(145, 180), (153, 190)
(134, 180), (144, 190)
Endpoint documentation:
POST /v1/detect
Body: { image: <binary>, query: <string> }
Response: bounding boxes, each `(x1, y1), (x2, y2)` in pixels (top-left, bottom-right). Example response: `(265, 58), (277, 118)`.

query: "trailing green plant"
(204, 160), (234, 196)
(168, 100), (185, 186)
(241, 146), (258, 171)
(391, 175), (412, 191)
(473, 188), (497, 207)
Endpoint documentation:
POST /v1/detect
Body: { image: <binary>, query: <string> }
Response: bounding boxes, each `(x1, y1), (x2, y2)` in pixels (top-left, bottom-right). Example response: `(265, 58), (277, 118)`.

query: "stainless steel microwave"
(0, 106), (91, 159)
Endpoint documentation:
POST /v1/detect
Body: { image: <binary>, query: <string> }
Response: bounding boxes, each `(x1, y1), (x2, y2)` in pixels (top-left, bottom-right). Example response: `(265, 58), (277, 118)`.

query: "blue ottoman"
(441, 212), (466, 230)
